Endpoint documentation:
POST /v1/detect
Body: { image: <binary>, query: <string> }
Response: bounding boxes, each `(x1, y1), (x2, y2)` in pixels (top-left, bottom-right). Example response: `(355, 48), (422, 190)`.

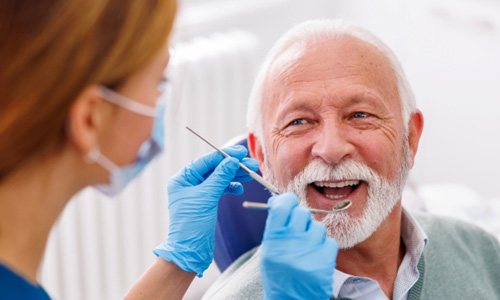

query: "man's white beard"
(262, 142), (410, 249)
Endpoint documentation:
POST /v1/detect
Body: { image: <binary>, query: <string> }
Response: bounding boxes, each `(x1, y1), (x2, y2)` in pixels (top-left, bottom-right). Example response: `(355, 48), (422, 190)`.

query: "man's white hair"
(246, 19), (417, 141)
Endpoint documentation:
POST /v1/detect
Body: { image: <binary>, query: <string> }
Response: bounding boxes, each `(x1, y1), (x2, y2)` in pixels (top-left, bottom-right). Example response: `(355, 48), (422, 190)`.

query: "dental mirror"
(242, 199), (352, 215)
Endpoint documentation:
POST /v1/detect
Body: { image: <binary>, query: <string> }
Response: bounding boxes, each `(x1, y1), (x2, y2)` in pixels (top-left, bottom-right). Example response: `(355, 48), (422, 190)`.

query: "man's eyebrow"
(275, 89), (387, 117)
(342, 91), (385, 106)
(276, 96), (319, 113)
(273, 101), (312, 121)
(281, 101), (315, 111)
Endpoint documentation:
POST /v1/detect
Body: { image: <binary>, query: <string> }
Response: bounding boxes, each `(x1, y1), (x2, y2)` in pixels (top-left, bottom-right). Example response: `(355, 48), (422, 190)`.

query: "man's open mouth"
(310, 180), (362, 200)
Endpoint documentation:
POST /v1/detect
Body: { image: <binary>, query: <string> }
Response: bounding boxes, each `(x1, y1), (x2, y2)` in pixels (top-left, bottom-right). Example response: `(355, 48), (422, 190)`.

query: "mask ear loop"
(85, 148), (120, 174)
(89, 87), (164, 176)
(99, 86), (157, 117)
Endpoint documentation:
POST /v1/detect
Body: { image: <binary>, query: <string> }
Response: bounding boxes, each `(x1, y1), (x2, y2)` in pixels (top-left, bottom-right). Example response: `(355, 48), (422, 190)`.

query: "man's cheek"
(277, 163), (297, 188)
(276, 154), (300, 183)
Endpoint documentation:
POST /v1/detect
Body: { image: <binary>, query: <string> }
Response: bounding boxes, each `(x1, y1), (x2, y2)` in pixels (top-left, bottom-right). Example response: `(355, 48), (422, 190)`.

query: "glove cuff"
(154, 243), (210, 277)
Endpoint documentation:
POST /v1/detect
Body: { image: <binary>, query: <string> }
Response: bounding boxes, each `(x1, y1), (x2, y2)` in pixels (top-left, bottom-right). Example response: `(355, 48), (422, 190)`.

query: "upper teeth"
(314, 180), (359, 188)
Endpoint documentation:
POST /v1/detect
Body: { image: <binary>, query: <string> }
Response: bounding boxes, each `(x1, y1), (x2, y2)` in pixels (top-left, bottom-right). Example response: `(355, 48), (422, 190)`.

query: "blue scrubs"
(0, 263), (51, 300)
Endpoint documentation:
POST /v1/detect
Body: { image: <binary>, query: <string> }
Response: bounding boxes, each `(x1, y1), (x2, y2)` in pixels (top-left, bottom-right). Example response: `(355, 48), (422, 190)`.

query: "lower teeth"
(326, 194), (347, 199)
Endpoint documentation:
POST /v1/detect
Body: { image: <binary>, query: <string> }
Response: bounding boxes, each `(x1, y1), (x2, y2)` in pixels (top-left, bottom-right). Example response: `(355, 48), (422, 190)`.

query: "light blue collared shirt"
(333, 208), (428, 300)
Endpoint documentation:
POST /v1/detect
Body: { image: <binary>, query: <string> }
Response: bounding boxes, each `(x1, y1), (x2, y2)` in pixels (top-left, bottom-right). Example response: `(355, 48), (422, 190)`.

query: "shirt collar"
(333, 268), (353, 297)
(332, 207), (428, 298)
(400, 207), (428, 261)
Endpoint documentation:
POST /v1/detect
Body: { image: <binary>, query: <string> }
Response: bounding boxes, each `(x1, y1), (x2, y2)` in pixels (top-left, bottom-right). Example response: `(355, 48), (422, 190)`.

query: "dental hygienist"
(0, 1), (337, 299)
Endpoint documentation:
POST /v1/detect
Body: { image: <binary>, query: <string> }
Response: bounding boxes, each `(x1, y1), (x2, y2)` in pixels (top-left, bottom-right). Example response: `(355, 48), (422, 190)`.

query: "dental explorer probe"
(185, 126), (352, 214)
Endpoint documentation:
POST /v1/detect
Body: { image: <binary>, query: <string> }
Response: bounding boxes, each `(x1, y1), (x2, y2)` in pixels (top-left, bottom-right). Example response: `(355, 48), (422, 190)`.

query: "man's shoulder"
(414, 212), (499, 244)
(414, 212), (500, 298)
(415, 211), (500, 257)
(202, 247), (264, 300)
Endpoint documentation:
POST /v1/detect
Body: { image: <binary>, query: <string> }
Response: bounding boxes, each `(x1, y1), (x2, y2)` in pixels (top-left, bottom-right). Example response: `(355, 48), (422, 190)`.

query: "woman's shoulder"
(0, 263), (51, 300)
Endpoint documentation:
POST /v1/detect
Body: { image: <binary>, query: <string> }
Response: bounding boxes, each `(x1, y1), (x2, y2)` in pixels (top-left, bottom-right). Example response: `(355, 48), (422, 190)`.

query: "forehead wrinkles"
(332, 37), (400, 108)
(262, 36), (401, 112)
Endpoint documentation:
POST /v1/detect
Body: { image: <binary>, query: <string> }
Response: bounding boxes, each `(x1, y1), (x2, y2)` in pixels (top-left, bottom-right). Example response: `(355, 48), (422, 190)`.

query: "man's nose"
(310, 122), (355, 165)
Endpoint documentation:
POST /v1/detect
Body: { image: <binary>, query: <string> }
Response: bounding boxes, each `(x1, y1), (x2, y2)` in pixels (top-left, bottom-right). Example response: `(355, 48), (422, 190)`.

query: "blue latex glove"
(261, 193), (338, 300)
(154, 145), (259, 277)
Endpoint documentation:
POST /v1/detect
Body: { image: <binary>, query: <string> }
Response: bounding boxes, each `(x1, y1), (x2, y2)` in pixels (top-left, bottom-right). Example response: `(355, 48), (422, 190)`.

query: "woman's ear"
(66, 85), (108, 155)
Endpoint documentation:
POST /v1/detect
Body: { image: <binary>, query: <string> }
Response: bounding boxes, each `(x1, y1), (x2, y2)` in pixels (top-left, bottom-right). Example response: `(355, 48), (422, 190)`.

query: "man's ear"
(407, 110), (424, 168)
(247, 132), (265, 169)
(66, 85), (108, 155)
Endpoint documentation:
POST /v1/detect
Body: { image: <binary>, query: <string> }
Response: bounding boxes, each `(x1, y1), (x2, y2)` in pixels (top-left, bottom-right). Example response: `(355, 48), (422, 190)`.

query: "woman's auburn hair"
(0, 0), (176, 179)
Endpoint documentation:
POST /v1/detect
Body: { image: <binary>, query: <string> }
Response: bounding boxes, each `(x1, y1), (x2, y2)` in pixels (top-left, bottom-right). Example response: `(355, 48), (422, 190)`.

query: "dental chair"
(214, 137), (271, 272)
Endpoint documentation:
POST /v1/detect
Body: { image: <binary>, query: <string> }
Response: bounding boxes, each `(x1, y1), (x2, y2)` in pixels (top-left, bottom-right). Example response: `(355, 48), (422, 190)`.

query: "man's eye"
(352, 112), (369, 119)
(289, 119), (307, 126)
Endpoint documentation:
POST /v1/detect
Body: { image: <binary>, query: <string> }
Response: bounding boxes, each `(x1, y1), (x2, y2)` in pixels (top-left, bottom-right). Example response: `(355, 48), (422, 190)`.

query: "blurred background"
(40, 0), (500, 299)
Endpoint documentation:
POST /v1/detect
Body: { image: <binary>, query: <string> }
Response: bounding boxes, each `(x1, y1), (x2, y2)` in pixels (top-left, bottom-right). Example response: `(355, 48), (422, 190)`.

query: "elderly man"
(203, 20), (500, 300)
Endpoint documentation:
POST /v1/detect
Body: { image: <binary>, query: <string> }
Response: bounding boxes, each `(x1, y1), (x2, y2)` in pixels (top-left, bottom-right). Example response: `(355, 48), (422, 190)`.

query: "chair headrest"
(214, 137), (272, 272)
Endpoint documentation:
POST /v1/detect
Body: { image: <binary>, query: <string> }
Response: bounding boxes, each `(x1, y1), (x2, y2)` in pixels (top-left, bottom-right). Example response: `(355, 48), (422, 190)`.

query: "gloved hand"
(154, 145), (259, 277)
(260, 193), (338, 300)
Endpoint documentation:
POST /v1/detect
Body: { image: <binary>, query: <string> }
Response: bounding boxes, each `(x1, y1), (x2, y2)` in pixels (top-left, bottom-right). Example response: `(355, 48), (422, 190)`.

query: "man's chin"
(321, 211), (379, 249)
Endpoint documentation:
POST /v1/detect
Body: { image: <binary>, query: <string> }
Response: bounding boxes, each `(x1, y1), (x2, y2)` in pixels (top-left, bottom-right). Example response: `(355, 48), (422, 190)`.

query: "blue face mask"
(86, 86), (166, 197)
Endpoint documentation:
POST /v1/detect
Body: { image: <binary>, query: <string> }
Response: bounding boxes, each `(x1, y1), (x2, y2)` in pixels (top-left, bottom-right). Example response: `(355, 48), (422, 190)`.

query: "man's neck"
(336, 205), (405, 298)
